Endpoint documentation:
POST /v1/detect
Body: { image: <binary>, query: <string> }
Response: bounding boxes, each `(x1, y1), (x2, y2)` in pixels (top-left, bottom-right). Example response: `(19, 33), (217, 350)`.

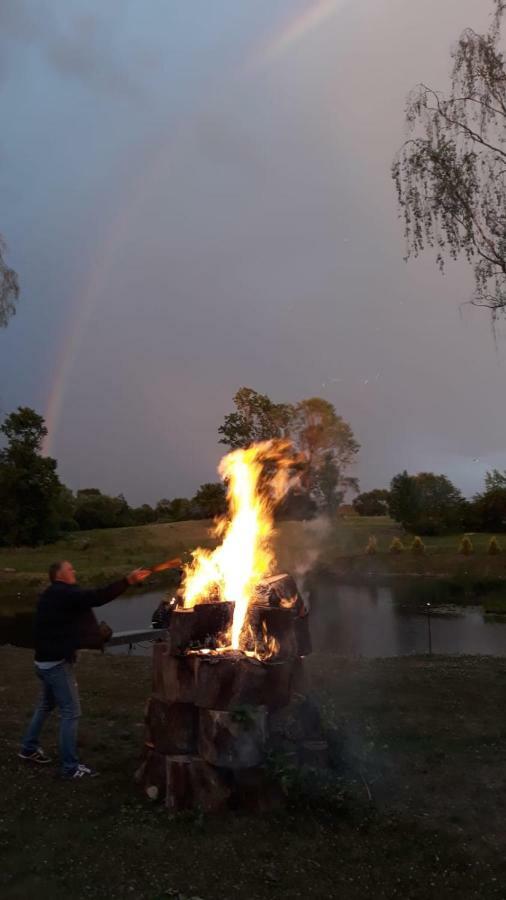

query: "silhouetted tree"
(192, 482), (227, 519)
(393, 1), (506, 314)
(353, 489), (390, 516)
(219, 387), (294, 449)
(0, 408), (62, 545)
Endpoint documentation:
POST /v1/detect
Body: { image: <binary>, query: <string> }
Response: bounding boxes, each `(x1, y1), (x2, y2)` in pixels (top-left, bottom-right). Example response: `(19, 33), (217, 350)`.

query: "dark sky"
(0, 0), (503, 505)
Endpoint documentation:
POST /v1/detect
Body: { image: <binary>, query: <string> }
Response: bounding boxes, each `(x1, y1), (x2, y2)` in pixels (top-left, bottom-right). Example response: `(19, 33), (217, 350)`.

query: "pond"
(3, 580), (506, 658)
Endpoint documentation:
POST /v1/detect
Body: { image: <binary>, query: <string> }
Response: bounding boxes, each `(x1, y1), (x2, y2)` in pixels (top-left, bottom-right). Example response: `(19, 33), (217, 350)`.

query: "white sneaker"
(66, 764), (100, 779)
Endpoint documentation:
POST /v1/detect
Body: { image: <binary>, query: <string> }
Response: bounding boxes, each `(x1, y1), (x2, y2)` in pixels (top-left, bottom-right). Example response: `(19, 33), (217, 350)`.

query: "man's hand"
(127, 568), (151, 586)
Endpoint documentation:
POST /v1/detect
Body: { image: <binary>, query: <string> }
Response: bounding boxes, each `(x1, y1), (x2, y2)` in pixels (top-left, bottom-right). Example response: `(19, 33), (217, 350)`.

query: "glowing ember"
(182, 440), (295, 653)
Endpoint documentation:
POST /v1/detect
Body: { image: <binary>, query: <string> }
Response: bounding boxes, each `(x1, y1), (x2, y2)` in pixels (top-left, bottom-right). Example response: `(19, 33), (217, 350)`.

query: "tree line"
(0, 388), (360, 546)
(355, 470), (506, 536)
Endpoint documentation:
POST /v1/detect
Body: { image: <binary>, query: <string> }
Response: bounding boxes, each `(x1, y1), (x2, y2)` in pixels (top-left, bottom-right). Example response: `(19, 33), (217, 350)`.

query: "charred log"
(194, 654), (266, 710)
(152, 643), (198, 704)
(246, 606), (297, 660)
(145, 697), (197, 755)
(166, 754), (230, 812)
(168, 602), (234, 655)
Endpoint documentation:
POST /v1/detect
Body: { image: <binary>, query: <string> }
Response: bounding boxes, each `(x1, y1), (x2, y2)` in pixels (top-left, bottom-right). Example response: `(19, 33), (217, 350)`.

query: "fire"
(182, 440), (294, 651)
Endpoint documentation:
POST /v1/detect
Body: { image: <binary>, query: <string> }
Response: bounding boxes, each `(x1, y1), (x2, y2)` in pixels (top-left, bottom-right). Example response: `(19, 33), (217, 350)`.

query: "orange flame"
(182, 440), (294, 650)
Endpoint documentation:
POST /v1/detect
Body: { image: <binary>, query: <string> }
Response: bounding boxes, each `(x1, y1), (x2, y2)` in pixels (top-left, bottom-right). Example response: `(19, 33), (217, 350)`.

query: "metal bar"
(108, 627), (167, 647)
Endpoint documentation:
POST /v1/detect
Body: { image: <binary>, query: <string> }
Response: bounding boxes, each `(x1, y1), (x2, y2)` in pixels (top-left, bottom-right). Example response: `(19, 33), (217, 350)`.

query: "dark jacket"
(34, 579), (128, 662)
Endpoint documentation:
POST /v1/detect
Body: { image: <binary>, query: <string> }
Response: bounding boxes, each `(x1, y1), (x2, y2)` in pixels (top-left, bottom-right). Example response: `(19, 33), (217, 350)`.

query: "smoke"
(274, 515), (333, 607)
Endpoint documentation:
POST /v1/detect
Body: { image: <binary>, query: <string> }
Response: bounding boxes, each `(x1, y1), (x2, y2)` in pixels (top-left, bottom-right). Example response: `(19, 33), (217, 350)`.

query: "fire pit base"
(139, 595), (324, 813)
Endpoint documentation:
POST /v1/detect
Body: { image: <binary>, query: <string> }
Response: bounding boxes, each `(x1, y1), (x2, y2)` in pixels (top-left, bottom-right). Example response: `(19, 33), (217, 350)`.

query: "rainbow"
(252, 0), (345, 67)
(42, 1), (349, 458)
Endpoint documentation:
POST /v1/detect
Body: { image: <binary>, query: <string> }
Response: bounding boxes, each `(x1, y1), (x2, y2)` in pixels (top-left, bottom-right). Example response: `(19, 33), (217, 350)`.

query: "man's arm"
(70, 569), (150, 611)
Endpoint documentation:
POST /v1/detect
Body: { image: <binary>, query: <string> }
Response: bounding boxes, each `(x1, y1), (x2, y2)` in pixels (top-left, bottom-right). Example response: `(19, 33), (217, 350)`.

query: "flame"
(182, 440), (294, 651)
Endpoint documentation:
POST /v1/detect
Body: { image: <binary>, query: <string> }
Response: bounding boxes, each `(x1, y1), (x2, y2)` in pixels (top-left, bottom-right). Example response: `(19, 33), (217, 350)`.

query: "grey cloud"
(0, 2), (151, 100)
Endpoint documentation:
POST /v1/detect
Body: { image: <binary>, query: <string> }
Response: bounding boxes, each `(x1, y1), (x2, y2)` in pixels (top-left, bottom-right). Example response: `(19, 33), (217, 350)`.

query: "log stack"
(136, 589), (322, 813)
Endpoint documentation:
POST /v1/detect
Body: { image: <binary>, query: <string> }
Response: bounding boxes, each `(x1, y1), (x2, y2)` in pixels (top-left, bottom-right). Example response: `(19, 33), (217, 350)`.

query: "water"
(3, 582), (506, 658)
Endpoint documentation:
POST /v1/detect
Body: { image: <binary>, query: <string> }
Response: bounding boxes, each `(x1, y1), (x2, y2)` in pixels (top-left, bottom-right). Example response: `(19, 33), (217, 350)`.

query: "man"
(19, 560), (150, 779)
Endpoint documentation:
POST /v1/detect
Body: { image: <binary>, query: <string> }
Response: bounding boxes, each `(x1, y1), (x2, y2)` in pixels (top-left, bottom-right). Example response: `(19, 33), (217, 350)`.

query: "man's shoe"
(63, 764), (100, 780)
(18, 748), (52, 764)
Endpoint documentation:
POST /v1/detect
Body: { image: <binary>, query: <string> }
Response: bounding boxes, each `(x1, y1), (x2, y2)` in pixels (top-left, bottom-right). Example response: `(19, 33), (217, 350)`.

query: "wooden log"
(152, 641), (167, 695)
(246, 606), (297, 660)
(194, 654), (266, 710)
(294, 615), (312, 657)
(198, 707), (267, 769)
(253, 573), (303, 611)
(145, 697), (197, 755)
(153, 643), (198, 704)
(262, 659), (295, 709)
(166, 755), (230, 812)
(139, 749), (168, 801)
(268, 695), (324, 750)
(167, 602), (234, 655)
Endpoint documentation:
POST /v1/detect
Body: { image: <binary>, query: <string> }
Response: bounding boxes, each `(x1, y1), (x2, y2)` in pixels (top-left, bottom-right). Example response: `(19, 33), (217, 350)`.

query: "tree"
(291, 398), (359, 508)
(393, 1), (506, 313)
(388, 471), (420, 528)
(473, 487), (506, 531)
(314, 451), (344, 515)
(0, 408), (63, 545)
(219, 387), (294, 450)
(485, 469), (506, 491)
(0, 236), (19, 327)
(130, 504), (157, 525)
(219, 389), (359, 512)
(390, 471), (464, 534)
(192, 482), (227, 519)
(353, 489), (390, 517)
(73, 489), (132, 530)
(155, 497), (193, 522)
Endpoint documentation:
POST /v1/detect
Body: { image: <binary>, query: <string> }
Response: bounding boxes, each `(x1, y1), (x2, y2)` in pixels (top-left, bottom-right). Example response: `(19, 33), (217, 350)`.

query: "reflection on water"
(3, 581), (506, 658)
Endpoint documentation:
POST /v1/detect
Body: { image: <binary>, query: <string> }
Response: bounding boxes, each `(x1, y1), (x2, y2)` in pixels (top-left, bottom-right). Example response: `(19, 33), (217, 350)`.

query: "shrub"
(459, 536), (474, 556)
(488, 536), (501, 556)
(365, 536), (378, 555)
(411, 536), (426, 555)
(389, 537), (404, 554)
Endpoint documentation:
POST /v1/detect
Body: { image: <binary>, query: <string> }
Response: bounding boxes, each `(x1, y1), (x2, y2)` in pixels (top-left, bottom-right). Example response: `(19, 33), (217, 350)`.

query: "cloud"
(0, 2), (152, 100)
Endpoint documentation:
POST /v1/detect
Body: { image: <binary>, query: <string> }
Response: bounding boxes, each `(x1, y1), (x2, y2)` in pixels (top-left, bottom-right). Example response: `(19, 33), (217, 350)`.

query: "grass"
(1, 647), (506, 898)
(2, 517), (506, 612)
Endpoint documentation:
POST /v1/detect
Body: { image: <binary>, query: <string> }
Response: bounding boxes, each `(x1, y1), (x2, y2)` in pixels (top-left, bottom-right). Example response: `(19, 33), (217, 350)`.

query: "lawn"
(1, 647), (505, 898)
(2, 517), (506, 612)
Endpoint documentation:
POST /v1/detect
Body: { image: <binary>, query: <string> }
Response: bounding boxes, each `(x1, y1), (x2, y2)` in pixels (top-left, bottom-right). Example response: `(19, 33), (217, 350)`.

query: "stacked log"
(138, 598), (323, 812)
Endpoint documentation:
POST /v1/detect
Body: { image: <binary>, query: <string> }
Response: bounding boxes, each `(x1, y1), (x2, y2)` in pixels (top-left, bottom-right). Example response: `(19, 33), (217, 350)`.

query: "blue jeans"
(22, 663), (81, 775)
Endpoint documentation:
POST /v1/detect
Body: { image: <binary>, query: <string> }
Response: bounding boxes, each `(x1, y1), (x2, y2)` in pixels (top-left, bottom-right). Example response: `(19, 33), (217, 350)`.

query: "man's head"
(49, 560), (77, 585)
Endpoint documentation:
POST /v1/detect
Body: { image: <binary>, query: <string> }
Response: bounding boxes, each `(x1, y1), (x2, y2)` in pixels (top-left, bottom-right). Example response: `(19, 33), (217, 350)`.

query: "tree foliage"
(393, 1), (506, 312)
(389, 470), (464, 534)
(219, 388), (294, 449)
(0, 236), (19, 328)
(0, 408), (62, 545)
(192, 482), (227, 519)
(353, 489), (390, 517)
(219, 388), (359, 515)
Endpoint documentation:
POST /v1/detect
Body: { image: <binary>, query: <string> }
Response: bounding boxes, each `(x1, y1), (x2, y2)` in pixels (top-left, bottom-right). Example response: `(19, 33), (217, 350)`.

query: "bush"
(411, 536), (425, 555)
(459, 536), (474, 556)
(488, 536), (501, 556)
(389, 537), (404, 554)
(365, 536), (378, 555)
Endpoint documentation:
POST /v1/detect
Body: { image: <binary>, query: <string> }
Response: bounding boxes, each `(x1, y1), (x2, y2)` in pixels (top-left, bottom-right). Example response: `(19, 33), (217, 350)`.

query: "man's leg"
(20, 668), (55, 756)
(46, 662), (81, 775)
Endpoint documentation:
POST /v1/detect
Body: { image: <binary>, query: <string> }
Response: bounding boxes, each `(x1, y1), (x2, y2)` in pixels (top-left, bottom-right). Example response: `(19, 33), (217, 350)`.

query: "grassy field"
(1, 647), (506, 898)
(2, 517), (506, 611)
